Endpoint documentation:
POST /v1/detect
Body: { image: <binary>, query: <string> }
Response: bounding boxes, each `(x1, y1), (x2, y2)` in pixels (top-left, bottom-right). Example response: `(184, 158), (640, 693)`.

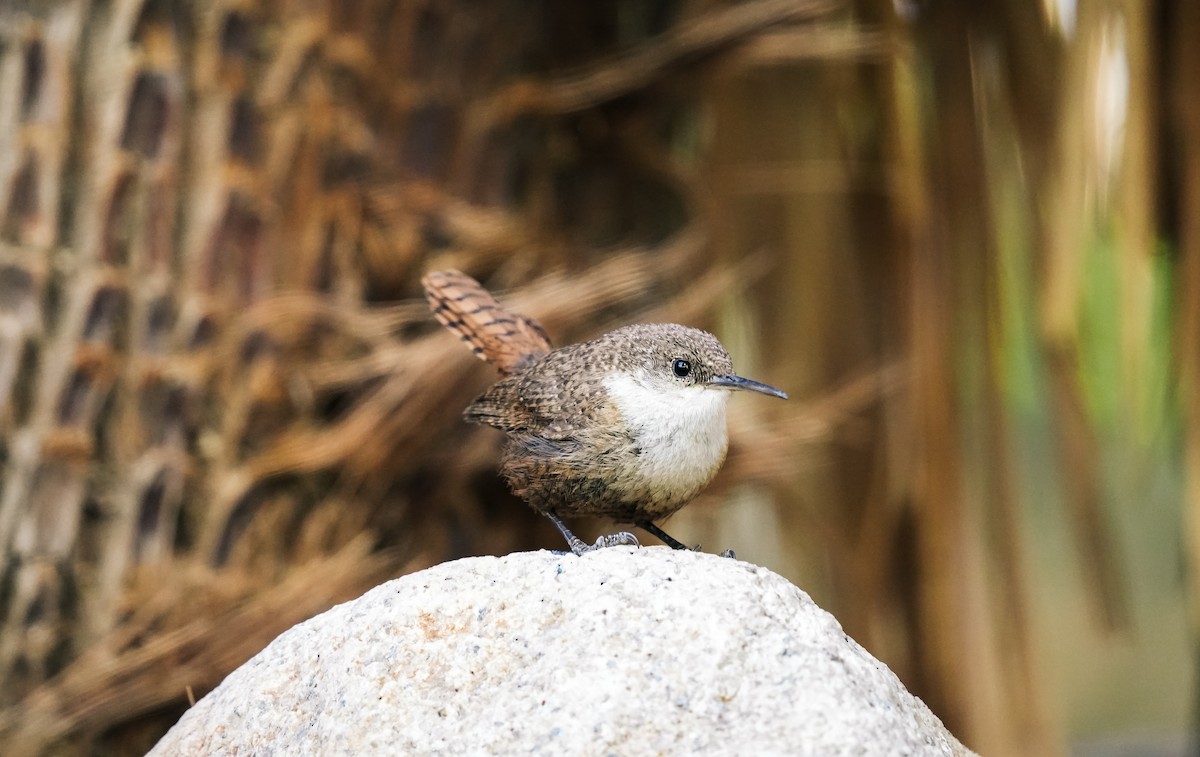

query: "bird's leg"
(637, 521), (691, 550)
(545, 512), (639, 554)
(638, 521), (736, 560)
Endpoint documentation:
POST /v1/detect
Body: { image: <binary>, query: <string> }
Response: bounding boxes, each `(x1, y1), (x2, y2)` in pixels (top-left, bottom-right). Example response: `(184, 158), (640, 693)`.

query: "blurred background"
(0, 0), (1193, 754)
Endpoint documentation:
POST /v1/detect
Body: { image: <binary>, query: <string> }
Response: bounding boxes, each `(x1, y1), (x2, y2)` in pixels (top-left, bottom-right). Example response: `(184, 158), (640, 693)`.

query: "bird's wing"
(464, 373), (532, 431)
(464, 361), (596, 440)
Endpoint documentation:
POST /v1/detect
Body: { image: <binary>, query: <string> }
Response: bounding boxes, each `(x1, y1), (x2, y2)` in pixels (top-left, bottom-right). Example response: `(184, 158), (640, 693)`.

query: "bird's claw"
(688, 543), (736, 559)
(567, 530), (641, 554)
(593, 531), (641, 549)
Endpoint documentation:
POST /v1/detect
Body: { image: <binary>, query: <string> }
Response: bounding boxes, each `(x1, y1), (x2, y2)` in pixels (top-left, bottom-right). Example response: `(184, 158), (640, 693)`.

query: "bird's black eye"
(672, 359), (691, 378)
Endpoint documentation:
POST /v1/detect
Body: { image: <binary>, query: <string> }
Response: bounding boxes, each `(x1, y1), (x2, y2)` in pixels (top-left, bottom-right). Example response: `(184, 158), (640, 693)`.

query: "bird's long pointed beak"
(708, 374), (788, 399)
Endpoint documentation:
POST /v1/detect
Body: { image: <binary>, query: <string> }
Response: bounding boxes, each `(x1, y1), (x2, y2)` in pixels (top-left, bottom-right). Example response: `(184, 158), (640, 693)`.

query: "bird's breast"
(602, 373), (730, 511)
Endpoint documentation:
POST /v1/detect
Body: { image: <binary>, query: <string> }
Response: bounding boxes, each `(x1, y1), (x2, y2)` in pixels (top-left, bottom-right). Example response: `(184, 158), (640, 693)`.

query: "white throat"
(603, 372), (730, 503)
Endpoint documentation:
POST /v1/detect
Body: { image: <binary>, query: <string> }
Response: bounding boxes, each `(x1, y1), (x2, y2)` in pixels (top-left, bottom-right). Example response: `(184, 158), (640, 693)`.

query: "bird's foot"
(545, 512), (640, 555)
(594, 531), (641, 550)
(564, 530), (640, 555)
(687, 544), (736, 559)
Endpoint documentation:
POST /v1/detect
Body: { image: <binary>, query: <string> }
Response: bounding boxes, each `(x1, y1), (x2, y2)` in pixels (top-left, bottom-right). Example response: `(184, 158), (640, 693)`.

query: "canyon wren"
(422, 269), (788, 556)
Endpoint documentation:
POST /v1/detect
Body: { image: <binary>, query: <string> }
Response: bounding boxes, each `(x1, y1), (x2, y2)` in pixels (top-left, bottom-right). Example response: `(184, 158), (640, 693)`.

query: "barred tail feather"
(422, 270), (552, 375)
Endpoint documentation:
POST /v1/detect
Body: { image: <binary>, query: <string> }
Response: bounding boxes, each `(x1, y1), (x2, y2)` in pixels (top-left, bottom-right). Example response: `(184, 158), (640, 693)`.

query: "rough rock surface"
(150, 548), (975, 756)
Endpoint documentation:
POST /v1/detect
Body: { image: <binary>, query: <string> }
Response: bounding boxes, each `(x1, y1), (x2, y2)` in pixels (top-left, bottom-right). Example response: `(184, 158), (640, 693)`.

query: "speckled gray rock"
(150, 548), (975, 756)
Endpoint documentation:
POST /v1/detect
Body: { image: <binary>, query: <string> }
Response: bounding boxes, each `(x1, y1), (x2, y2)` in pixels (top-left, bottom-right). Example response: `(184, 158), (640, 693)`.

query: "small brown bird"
(423, 270), (787, 555)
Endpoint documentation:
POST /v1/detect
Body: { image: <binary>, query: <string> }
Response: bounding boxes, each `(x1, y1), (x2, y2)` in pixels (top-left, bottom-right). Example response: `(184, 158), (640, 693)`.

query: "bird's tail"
(421, 269), (552, 375)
